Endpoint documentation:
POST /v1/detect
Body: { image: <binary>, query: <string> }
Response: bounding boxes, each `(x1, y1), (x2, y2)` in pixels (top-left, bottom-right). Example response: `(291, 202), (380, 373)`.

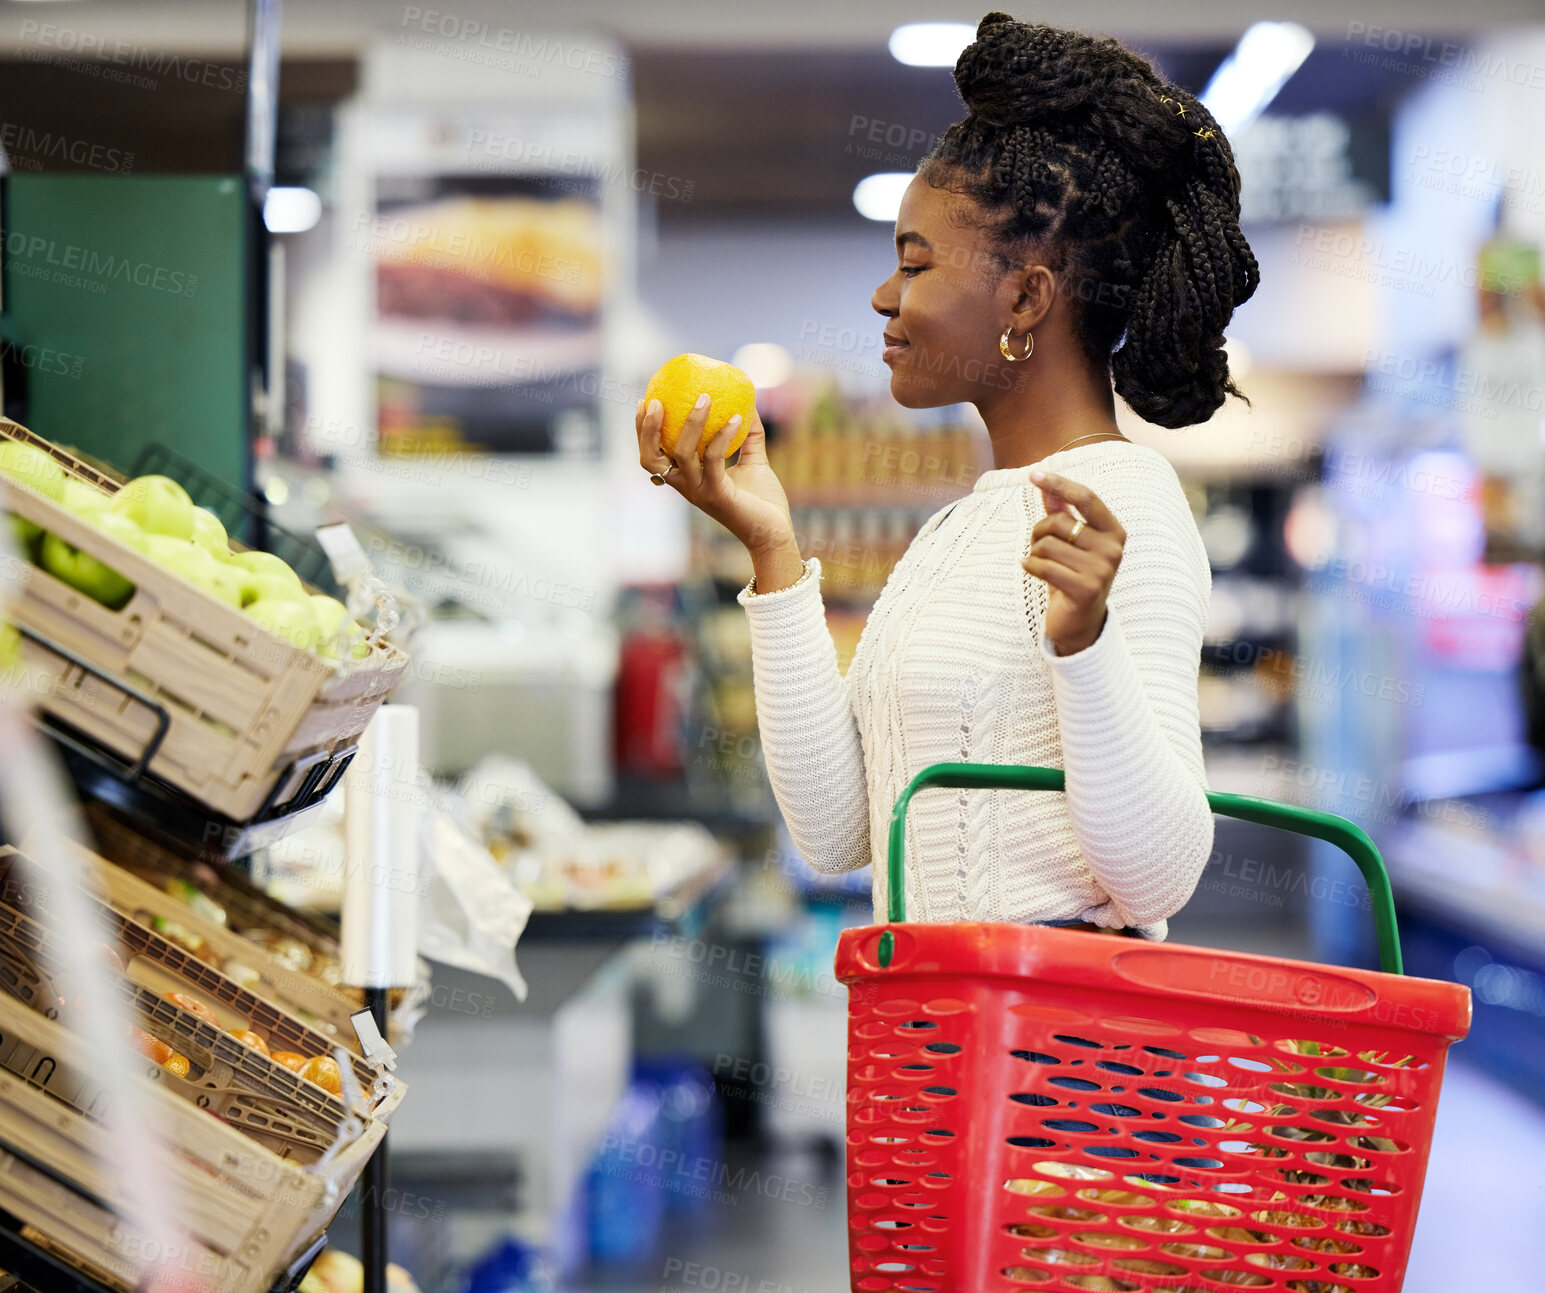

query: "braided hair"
(921, 12), (1260, 429)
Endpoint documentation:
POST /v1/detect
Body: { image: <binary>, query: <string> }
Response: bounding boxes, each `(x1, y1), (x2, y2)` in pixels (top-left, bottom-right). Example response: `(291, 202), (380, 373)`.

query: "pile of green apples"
(0, 441), (371, 661)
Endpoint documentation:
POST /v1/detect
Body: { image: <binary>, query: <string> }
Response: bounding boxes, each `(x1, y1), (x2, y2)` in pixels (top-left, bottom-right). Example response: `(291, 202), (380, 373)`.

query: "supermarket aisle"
(1403, 1056), (1545, 1290)
(588, 1139), (849, 1293)
(581, 1055), (1545, 1293)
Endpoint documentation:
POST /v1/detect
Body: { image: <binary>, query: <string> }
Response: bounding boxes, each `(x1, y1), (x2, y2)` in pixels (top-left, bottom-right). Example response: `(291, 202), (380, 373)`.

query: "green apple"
(244, 595), (321, 652)
(41, 531), (136, 609)
(225, 550), (305, 607)
(0, 444), (66, 558)
(108, 474), (195, 539)
(190, 507), (229, 558)
(140, 534), (242, 607)
(60, 477), (110, 518)
(309, 594), (350, 659)
(9, 515), (43, 561)
(0, 442), (67, 502)
(86, 509), (148, 551)
(226, 549), (302, 583)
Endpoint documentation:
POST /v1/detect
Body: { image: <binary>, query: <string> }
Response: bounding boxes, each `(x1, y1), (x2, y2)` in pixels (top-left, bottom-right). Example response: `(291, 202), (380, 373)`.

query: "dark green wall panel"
(1, 174), (247, 489)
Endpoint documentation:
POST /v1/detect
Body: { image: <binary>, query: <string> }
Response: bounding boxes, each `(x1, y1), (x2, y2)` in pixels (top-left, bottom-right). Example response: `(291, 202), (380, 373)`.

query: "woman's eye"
(900, 265), (927, 277)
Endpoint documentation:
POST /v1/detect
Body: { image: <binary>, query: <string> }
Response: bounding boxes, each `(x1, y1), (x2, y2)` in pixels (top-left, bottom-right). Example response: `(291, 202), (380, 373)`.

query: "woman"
(634, 12), (1259, 940)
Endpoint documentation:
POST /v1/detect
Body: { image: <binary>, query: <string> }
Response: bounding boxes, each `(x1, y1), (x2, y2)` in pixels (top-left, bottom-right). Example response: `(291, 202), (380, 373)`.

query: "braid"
(920, 11), (1261, 429)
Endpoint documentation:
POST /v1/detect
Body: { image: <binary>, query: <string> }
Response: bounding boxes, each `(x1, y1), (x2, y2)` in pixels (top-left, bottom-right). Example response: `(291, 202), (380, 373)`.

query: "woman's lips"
(882, 335), (909, 364)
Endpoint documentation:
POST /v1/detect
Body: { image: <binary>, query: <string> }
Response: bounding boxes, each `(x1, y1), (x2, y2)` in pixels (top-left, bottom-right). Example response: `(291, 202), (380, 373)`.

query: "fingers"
(673, 393), (713, 491)
(1030, 510), (1089, 545)
(731, 407), (767, 466)
(1028, 469), (1124, 538)
(1021, 552), (1100, 599)
(636, 398), (669, 470)
(700, 415), (743, 492)
(1024, 534), (1106, 577)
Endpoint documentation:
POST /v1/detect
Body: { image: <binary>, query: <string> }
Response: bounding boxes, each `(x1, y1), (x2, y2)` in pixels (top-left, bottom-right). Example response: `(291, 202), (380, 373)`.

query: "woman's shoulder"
(1052, 442), (1193, 520)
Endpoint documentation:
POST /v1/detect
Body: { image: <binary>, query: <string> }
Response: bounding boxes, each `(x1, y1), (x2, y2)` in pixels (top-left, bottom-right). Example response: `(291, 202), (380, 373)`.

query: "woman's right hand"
(637, 395), (796, 557)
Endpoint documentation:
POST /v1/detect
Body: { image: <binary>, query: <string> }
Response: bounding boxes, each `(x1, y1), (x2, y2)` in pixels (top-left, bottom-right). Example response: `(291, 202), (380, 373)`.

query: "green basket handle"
(883, 762), (1402, 976)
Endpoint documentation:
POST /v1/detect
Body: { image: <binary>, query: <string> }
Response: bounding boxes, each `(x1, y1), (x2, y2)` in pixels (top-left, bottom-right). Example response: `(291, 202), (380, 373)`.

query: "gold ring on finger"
(649, 460), (678, 486)
(1067, 516), (1087, 543)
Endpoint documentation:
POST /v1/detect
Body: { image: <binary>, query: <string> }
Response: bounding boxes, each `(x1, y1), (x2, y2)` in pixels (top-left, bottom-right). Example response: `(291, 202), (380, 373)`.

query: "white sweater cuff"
(736, 555), (819, 609)
(1037, 605), (1122, 674)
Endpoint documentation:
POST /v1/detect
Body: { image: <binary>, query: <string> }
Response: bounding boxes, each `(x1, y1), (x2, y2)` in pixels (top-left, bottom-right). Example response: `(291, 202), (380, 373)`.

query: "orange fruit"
(164, 991), (218, 1025)
(300, 1055), (343, 1095)
(272, 1050), (308, 1073)
(231, 1029), (270, 1056)
(643, 354), (756, 460)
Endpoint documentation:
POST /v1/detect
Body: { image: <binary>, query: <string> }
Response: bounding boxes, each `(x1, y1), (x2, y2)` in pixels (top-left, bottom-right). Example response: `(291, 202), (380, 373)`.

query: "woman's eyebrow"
(896, 231), (932, 251)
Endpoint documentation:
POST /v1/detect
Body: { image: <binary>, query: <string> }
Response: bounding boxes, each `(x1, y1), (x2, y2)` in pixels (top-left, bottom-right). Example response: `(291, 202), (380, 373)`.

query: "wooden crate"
(0, 988), (383, 1293)
(0, 417), (409, 821)
(0, 848), (405, 1143)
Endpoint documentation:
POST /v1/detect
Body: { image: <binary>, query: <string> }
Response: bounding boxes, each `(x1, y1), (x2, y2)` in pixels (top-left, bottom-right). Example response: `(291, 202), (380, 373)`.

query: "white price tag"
(349, 1006), (399, 1071)
(315, 522), (372, 583)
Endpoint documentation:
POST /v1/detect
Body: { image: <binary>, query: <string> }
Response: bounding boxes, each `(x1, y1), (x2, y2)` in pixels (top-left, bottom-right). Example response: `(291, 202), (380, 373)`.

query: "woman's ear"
(1010, 262), (1058, 331)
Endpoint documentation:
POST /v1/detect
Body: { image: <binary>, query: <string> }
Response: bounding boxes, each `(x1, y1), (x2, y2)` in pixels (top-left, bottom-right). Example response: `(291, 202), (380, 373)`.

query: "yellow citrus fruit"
(644, 354), (756, 460)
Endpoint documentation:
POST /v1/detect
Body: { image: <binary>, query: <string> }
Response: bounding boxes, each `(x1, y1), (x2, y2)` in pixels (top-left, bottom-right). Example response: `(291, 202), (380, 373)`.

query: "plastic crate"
(77, 805), (423, 1047)
(0, 987), (381, 1292)
(0, 417), (408, 821)
(0, 849), (404, 1154)
(73, 807), (364, 1044)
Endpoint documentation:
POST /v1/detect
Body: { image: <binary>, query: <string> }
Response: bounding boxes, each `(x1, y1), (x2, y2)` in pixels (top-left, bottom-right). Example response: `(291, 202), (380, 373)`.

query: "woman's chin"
(888, 371), (953, 410)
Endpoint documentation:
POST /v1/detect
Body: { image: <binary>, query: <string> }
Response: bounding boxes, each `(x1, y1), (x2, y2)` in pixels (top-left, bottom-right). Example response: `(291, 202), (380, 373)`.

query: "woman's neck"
(975, 366), (1127, 471)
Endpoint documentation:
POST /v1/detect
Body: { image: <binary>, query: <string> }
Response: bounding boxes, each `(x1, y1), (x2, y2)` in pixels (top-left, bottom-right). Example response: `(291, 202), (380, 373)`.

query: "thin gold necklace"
(1052, 430), (1127, 453)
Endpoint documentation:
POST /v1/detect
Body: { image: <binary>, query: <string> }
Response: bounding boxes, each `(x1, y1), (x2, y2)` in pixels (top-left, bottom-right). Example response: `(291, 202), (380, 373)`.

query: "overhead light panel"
(1200, 21), (1315, 136)
(263, 186), (322, 235)
(889, 23), (976, 67)
(853, 173), (914, 222)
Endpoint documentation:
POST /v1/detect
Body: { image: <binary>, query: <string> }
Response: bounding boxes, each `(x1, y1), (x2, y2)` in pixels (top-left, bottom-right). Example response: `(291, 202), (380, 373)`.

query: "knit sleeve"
(1035, 461), (1214, 930)
(736, 556), (871, 873)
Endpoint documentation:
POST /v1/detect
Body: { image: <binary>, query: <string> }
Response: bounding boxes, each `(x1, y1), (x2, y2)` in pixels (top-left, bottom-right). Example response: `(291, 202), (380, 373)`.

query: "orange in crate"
(836, 763), (1472, 1293)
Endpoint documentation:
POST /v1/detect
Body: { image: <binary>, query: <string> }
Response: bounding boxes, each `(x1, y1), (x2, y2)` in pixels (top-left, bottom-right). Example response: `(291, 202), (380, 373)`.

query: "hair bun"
(954, 15), (1097, 128)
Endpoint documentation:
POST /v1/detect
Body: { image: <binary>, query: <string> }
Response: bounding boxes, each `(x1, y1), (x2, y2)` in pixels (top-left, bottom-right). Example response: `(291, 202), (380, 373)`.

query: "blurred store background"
(2, 1), (1545, 1291)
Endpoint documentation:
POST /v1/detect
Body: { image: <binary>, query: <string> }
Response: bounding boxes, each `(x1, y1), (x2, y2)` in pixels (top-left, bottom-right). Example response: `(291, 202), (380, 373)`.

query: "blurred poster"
(1457, 230), (1545, 562)
(368, 173), (605, 455)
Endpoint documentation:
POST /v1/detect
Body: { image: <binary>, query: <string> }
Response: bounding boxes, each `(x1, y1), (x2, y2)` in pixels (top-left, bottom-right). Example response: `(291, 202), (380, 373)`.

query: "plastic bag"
(417, 806), (533, 1002)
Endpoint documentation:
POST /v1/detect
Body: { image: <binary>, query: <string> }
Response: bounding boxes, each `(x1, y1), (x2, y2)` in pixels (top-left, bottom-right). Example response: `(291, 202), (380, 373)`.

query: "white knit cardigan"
(736, 441), (1214, 941)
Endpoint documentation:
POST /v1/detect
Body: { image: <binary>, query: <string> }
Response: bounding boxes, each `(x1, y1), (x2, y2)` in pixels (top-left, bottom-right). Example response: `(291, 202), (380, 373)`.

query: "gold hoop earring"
(999, 326), (1033, 362)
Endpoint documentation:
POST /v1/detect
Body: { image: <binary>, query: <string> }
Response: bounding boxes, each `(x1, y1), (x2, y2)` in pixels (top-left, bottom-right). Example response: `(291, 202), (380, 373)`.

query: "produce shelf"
(39, 707), (349, 861)
(0, 1200), (328, 1293)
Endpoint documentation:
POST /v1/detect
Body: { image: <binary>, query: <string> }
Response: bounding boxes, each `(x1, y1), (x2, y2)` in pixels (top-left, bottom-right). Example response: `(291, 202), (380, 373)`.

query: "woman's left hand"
(1021, 469), (1126, 656)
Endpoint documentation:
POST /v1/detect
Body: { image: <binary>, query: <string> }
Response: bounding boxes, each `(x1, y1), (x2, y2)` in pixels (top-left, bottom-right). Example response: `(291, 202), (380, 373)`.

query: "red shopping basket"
(835, 763), (1472, 1293)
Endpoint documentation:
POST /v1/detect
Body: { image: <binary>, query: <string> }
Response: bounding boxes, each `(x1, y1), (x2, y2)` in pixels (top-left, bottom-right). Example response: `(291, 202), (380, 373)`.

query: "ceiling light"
(853, 173), (914, 222)
(889, 23), (977, 67)
(263, 186), (322, 235)
(1200, 21), (1315, 136)
(731, 343), (793, 390)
